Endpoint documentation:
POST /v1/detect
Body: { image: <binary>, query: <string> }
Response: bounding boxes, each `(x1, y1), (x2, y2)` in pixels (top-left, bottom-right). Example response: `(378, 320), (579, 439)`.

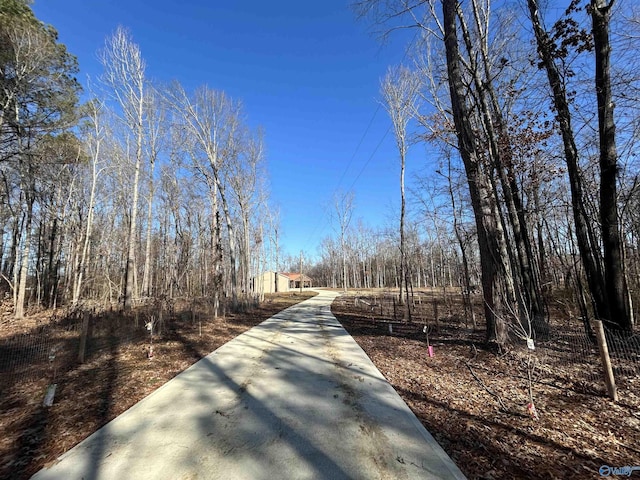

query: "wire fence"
(2, 291), (638, 404)
(0, 295), (261, 398)
(0, 309), (148, 392)
(335, 290), (640, 402)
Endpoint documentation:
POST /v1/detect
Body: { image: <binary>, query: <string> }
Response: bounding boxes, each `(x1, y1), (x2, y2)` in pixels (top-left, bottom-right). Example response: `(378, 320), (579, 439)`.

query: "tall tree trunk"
(446, 155), (477, 330)
(34, 211), (45, 306)
(124, 79), (145, 310)
(73, 139), (99, 305)
(381, 65), (420, 316)
(442, 0), (515, 346)
(3, 213), (23, 279)
(208, 183), (221, 317)
(210, 172), (237, 310)
(400, 148), (411, 320)
(527, 0), (609, 322)
(241, 210), (250, 296)
(101, 27), (147, 311)
(456, 1), (546, 332)
(399, 151), (406, 306)
(342, 238), (347, 291)
(15, 196), (33, 318)
(591, 0), (632, 330)
(45, 216), (58, 307)
(123, 152), (141, 310)
(141, 158), (155, 297)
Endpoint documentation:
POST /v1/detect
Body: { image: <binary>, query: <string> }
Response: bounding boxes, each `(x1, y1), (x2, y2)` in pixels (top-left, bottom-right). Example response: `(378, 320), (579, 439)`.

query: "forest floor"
(0, 291), (316, 480)
(331, 289), (640, 480)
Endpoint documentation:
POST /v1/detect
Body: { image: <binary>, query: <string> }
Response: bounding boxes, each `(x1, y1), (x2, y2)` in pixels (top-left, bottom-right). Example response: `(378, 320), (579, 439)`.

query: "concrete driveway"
(32, 290), (466, 480)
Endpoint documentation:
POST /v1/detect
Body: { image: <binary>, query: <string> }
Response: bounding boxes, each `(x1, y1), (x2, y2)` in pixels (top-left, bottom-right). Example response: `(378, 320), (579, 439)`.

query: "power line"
(301, 105), (382, 250)
(302, 30), (418, 254)
(334, 29), (418, 201)
(347, 125), (391, 192)
(334, 103), (382, 191)
(301, 124), (392, 255)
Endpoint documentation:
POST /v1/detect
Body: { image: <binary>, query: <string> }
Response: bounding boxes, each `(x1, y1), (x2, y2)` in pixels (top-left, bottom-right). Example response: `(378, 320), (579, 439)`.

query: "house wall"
(256, 272), (290, 294)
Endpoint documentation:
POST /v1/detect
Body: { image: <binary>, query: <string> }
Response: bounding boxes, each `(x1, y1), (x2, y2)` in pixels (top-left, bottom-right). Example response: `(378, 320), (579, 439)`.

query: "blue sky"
(32, 0), (424, 260)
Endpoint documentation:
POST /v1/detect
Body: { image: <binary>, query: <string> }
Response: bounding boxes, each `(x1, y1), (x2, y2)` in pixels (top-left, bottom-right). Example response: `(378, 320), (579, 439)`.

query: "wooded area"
(0, 1), (281, 320)
(311, 0), (640, 347)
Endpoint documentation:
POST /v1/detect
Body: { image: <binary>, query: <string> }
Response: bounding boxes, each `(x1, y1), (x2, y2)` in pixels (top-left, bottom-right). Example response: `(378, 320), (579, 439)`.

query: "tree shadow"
(394, 385), (605, 479)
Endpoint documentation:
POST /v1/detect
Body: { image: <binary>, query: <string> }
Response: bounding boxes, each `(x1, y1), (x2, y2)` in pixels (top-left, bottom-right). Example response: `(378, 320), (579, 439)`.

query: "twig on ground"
(470, 343), (478, 360)
(465, 361), (509, 413)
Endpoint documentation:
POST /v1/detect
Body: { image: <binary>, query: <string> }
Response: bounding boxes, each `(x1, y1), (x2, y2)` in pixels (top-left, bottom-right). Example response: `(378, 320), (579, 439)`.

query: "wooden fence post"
(78, 312), (90, 363)
(593, 319), (618, 401)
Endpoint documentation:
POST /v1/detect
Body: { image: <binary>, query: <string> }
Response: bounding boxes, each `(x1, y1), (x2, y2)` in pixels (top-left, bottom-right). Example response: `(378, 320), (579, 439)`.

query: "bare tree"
(141, 86), (166, 297)
(591, 0), (632, 330)
(167, 83), (243, 310)
(100, 26), (147, 310)
(381, 65), (421, 317)
(526, 0), (632, 330)
(454, 0), (547, 331)
(72, 99), (107, 305)
(333, 191), (354, 292)
(442, 0), (516, 345)
(228, 128), (266, 298)
(266, 207), (281, 272)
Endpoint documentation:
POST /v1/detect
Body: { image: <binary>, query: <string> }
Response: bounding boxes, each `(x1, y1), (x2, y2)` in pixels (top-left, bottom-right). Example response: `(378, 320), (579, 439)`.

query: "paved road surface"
(32, 290), (466, 480)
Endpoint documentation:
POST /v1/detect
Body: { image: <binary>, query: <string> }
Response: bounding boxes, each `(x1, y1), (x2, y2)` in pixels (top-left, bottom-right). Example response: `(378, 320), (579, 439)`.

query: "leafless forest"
(3, 0), (640, 341)
(312, 0), (640, 347)
(1, 18), (279, 320)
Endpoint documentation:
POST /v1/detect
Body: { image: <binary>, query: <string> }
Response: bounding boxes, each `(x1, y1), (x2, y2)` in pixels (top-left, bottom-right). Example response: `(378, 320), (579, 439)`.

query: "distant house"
(254, 272), (291, 293)
(281, 272), (313, 289)
(252, 272), (314, 294)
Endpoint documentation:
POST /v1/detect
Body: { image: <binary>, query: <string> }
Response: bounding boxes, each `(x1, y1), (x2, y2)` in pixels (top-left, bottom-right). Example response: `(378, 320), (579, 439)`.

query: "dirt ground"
(331, 290), (640, 480)
(0, 291), (316, 480)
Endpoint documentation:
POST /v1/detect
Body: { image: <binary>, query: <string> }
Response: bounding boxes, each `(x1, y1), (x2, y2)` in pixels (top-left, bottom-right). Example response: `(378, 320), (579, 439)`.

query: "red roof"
(281, 273), (311, 281)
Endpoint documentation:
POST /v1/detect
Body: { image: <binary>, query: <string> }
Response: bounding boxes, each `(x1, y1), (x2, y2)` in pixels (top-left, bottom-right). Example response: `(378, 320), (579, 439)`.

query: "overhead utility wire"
(335, 104), (382, 191)
(302, 122), (392, 255)
(347, 125), (391, 192)
(301, 105), (382, 249)
(302, 29), (419, 252)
